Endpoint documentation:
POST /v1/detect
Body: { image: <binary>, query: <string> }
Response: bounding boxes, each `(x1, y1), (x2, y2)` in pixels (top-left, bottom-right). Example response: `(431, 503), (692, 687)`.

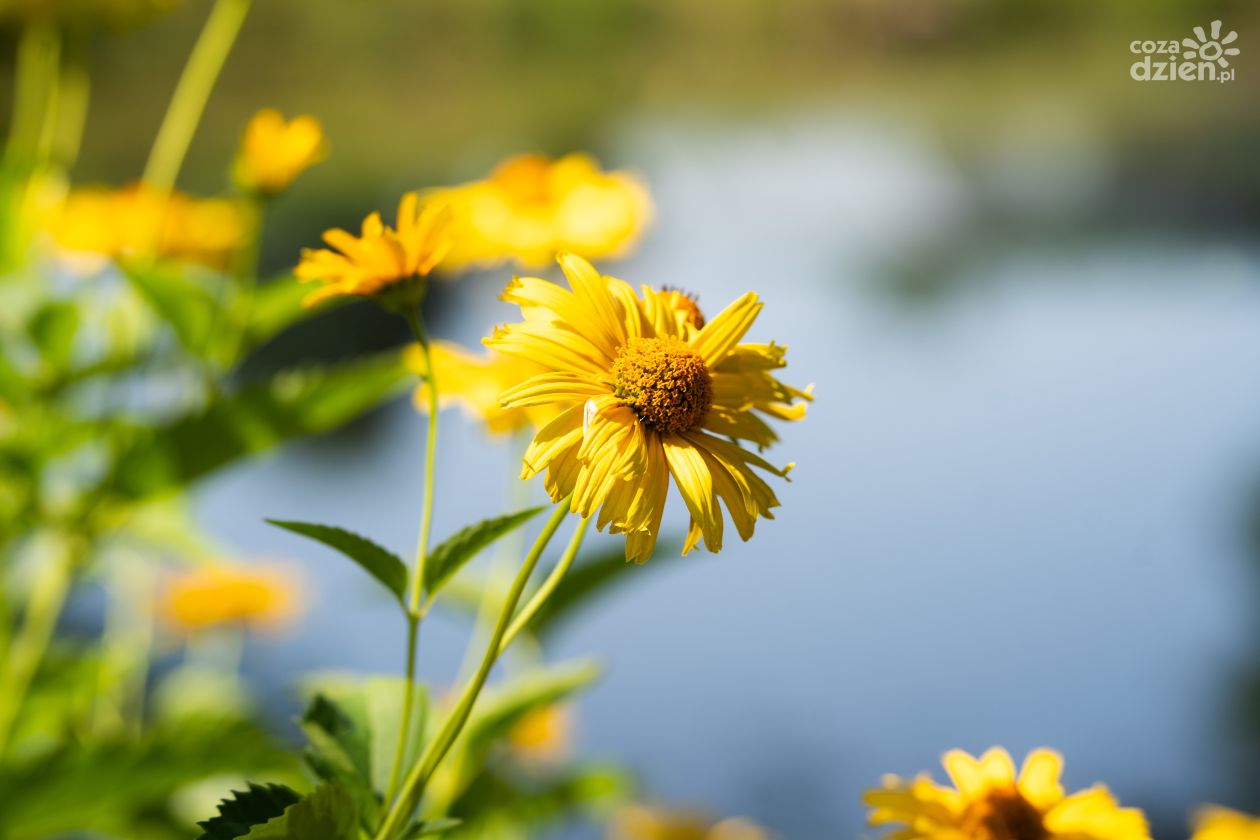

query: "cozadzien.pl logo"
(1130, 19), (1239, 82)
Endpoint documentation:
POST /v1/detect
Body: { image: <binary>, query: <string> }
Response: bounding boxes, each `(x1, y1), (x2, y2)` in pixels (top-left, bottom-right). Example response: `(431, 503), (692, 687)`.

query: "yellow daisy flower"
(404, 340), (552, 436)
(608, 805), (770, 840)
(52, 183), (246, 269)
(428, 153), (652, 271)
(1192, 807), (1260, 840)
(295, 193), (452, 307)
(486, 253), (811, 563)
(506, 703), (573, 765)
(864, 747), (1151, 840)
(233, 108), (327, 197)
(160, 564), (301, 634)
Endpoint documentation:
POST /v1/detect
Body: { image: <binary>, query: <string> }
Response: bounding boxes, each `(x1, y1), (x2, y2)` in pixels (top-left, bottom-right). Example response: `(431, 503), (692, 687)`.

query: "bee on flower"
(486, 253), (811, 563)
(1192, 807), (1260, 840)
(160, 564), (301, 634)
(233, 108), (327, 197)
(428, 153), (652, 271)
(295, 193), (452, 307)
(608, 804), (771, 840)
(863, 747), (1151, 840)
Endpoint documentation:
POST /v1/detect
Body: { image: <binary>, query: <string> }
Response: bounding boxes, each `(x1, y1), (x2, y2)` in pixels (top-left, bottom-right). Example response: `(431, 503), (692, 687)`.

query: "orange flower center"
(611, 336), (713, 435)
(959, 789), (1048, 840)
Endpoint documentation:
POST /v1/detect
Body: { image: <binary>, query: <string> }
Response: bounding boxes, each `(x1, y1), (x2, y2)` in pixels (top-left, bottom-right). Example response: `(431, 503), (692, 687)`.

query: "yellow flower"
(160, 564), (301, 633)
(233, 108), (327, 197)
(428, 153), (652, 271)
(486, 253), (811, 563)
(608, 805), (771, 840)
(864, 747), (1151, 840)
(52, 183), (246, 269)
(295, 193), (453, 307)
(506, 703), (573, 765)
(1193, 808), (1260, 840)
(405, 340), (552, 436)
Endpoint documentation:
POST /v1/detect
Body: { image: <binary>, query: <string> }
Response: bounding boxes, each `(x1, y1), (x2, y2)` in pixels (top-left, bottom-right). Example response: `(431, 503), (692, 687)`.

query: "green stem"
(141, 0), (251, 196)
(3, 22), (59, 169)
(383, 307), (441, 806)
(498, 514), (589, 656)
(374, 501), (572, 840)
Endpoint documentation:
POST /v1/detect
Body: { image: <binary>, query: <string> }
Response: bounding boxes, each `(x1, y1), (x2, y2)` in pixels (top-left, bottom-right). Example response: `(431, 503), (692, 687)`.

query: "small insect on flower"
(1192, 807), (1260, 840)
(506, 703), (574, 766)
(608, 804), (771, 840)
(233, 109), (327, 197)
(295, 193), (453, 308)
(487, 253), (811, 563)
(428, 153), (652, 271)
(405, 341), (554, 436)
(863, 747), (1152, 840)
(160, 564), (301, 634)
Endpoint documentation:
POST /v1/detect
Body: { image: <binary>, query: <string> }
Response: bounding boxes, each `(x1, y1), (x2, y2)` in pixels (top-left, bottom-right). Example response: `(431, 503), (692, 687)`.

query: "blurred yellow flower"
(404, 340), (552, 436)
(428, 153), (652, 271)
(506, 703), (573, 765)
(52, 183), (246, 269)
(160, 564), (301, 634)
(608, 805), (770, 840)
(1193, 808), (1260, 840)
(295, 193), (452, 307)
(487, 253), (810, 563)
(864, 747), (1151, 840)
(233, 109), (327, 197)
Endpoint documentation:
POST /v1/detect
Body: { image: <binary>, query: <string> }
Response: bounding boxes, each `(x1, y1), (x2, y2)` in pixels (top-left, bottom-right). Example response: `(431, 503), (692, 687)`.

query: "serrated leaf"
(298, 695), (378, 827)
(196, 783), (301, 840)
(529, 541), (676, 637)
(240, 784), (358, 840)
(269, 520), (407, 606)
(109, 351), (410, 500)
(425, 507), (547, 598)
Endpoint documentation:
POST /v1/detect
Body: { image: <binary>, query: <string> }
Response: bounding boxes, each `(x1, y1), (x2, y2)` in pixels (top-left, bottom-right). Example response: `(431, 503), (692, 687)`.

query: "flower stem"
(141, 0), (251, 197)
(384, 306), (441, 806)
(3, 22), (59, 169)
(374, 501), (573, 840)
(498, 513), (589, 656)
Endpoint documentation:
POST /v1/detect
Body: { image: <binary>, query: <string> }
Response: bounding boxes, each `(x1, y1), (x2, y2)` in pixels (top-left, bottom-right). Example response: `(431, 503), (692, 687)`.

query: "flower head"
(233, 109), (327, 196)
(608, 805), (770, 840)
(51, 183), (246, 270)
(160, 564), (301, 634)
(864, 747), (1151, 840)
(428, 153), (652, 271)
(506, 703), (573, 765)
(405, 340), (553, 436)
(486, 253), (811, 563)
(295, 193), (453, 307)
(1192, 807), (1260, 840)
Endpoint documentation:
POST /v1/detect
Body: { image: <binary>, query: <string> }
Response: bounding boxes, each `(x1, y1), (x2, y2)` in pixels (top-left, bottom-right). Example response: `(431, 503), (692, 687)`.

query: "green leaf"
(298, 695), (378, 827)
(240, 784), (359, 840)
(425, 507), (547, 597)
(268, 520), (407, 606)
(197, 783), (301, 840)
(109, 351), (410, 499)
(529, 542), (676, 637)
(400, 818), (462, 838)
(28, 301), (79, 369)
(125, 262), (221, 353)
(242, 275), (329, 349)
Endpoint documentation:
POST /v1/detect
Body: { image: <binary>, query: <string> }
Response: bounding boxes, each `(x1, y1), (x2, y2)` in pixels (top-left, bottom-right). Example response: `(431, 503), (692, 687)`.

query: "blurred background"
(9, 0), (1260, 836)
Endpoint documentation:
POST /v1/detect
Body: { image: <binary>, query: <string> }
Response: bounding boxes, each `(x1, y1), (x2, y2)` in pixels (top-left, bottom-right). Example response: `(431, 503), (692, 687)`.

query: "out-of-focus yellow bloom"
(233, 109), (327, 197)
(295, 193), (452, 307)
(160, 564), (301, 633)
(608, 805), (771, 840)
(428, 153), (652, 271)
(506, 703), (573, 765)
(1193, 808), (1260, 840)
(0, 0), (180, 28)
(486, 253), (811, 563)
(51, 184), (246, 269)
(404, 340), (552, 436)
(864, 747), (1151, 840)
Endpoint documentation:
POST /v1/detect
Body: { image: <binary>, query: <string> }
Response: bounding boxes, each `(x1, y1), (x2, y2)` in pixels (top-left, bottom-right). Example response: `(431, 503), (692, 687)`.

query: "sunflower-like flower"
(486, 253), (811, 563)
(405, 340), (553, 436)
(233, 108), (327, 197)
(506, 703), (573, 765)
(864, 747), (1151, 840)
(608, 805), (770, 840)
(428, 153), (652, 271)
(1193, 807), (1260, 840)
(52, 183), (246, 269)
(160, 564), (301, 634)
(295, 193), (452, 307)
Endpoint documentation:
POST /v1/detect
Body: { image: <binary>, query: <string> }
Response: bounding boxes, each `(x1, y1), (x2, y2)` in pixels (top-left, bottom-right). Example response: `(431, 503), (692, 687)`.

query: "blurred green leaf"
(425, 507), (547, 598)
(401, 818), (463, 838)
(243, 275), (327, 350)
(197, 783), (301, 840)
(239, 784), (358, 840)
(299, 695), (379, 827)
(529, 541), (676, 638)
(268, 520), (407, 607)
(109, 351), (410, 499)
(125, 262), (220, 354)
(449, 764), (631, 840)
(28, 301), (79, 370)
